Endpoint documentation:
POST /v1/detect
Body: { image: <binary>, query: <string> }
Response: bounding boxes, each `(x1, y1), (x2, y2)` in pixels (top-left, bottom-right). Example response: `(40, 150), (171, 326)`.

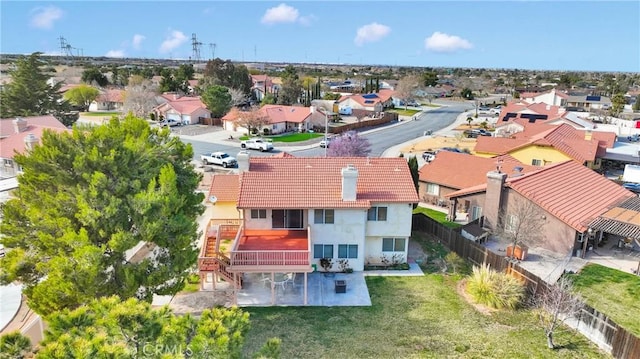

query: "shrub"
(444, 252), (469, 274)
(466, 264), (524, 310)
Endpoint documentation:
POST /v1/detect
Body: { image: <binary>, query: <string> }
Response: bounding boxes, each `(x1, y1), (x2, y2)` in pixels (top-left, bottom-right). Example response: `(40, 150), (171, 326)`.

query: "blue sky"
(1, 1), (639, 72)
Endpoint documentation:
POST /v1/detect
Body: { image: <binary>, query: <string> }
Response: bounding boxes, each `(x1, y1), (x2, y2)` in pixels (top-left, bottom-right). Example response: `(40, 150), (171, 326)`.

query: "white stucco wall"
(365, 203), (413, 237)
(309, 208), (367, 271)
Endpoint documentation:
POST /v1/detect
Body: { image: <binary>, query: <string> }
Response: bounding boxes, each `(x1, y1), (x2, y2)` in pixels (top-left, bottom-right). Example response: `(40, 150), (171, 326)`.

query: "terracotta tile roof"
(478, 123), (614, 163)
(209, 174), (239, 202)
(155, 96), (207, 115)
(271, 152), (295, 158)
(507, 160), (636, 232)
(260, 105), (311, 124)
(419, 151), (535, 189)
(96, 89), (125, 103)
(497, 101), (565, 125)
(0, 115), (69, 158)
(221, 107), (240, 121)
(338, 90), (393, 108)
(238, 157), (418, 209)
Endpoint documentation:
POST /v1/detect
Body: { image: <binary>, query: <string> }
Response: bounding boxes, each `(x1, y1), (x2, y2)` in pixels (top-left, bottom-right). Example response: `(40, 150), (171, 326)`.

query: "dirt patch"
(457, 279), (496, 316)
(168, 290), (234, 315)
(399, 135), (477, 156)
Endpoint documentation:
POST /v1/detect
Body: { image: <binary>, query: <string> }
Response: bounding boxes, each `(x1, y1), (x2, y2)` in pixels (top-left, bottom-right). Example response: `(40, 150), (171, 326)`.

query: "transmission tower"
(58, 36), (74, 58)
(191, 33), (203, 62)
(208, 43), (217, 60)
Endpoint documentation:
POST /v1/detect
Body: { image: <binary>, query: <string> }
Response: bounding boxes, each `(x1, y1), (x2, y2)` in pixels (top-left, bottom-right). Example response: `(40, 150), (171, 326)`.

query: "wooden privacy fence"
(412, 213), (640, 359)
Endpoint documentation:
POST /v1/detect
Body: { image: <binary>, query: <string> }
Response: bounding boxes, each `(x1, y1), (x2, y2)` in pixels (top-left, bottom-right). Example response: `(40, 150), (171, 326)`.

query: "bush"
(466, 264), (524, 310)
(444, 252), (469, 274)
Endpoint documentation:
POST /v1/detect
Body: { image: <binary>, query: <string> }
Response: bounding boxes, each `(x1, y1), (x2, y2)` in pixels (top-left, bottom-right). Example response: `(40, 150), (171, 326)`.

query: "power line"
(191, 33), (203, 62)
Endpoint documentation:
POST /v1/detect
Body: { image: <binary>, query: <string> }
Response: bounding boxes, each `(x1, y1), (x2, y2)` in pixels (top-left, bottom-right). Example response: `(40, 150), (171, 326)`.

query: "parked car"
(622, 182), (640, 193)
(200, 151), (237, 168)
(319, 137), (331, 148)
(241, 138), (274, 152)
(159, 119), (181, 127)
(463, 129), (492, 138)
(627, 134), (639, 142)
(439, 147), (464, 153)
(422, 150), (437, 162)
(478, 106), (490, 114)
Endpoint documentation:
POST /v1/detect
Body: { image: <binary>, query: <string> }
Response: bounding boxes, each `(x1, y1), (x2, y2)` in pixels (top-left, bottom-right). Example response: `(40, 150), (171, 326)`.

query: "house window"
(426, 183), (439, 195)
(314, 209), (335, 224)
(338, 244), (358, 259)
(531, 159), (542, 166)
(272, 209), (303, 228)
(505, 214), (518, 233)
(382, 238), (406, 252)
(313, 244), (333, 259)
(3, 159), (14, 167)
(251, 209), (267, 219)
(471, 206), (482, 221)
(367, 207), (387, 221)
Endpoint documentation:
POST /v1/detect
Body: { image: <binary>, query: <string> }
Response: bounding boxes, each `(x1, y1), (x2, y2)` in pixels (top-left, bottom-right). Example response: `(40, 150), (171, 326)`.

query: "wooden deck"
(238, 229), (308, 251)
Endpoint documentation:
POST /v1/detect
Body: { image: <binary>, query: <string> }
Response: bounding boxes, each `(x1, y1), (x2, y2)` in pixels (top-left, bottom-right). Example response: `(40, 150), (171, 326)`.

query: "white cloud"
(354, 23), (391, 46)
(159, 30), (188, 53)
(424, 32), (473, 53)
(261, 3), (299, 24)
(132, 34), (146, 50)
(298, 14), (317, 26)
(29, 6), (63, 30)
(106, 50), (125, 58)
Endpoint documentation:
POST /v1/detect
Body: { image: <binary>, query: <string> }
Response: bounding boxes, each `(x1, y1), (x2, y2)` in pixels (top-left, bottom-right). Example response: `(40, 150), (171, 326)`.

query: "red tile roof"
(507, 161), (636, 232)
(419, 152), (535, 189)
(209, 174), (239, 202)
(338, 90), (394, 108)
(476, 123), (614, 163)
(96, 89), (125, 103)
(155, 96), (207, 115)
(262, 105), (311, 124)
(238, 157), (418, 209)
(446, 160), (635, 232)
(0, 116), (69, 158)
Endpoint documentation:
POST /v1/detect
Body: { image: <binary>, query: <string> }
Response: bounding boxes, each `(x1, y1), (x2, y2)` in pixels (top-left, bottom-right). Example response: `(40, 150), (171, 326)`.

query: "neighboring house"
(187, 79), (199, 94)
(152, 95), (210, 125)
(250, 74), (275, 101)
(475, 123), (616, 169)
(89, 88), (125, 111)
(445, 160), (635, 257)
(208, 174), (242, 224)
(199, 153), (418, 304)
(495, 101), (567, 132)
(565, 95), (612, 111)
(0, 115), (69, 178)
(417, 152), (535, 218)
(328, 79), (363, 92)
(221, 104), (312, 134)
(520, 89), (569, 107)
(337, 89), (394, 112)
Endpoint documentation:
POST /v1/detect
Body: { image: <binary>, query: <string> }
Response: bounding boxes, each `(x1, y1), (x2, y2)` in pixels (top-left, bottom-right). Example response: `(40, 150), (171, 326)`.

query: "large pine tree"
(0, 52), (64, 118)
(0, 115), (204, 315)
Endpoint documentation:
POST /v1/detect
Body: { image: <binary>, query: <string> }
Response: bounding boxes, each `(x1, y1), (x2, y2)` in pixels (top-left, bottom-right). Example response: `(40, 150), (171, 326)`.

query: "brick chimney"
(483, 170), (507, 230)
(237, 151), (250, 173)
(24, 133), (39, 151)
(341, 164), (358, 201)
(13, 118), (27, 133)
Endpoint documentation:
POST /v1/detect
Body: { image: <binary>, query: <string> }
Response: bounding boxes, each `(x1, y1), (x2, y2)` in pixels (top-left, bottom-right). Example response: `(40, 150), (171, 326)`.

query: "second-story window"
(367, 206), (387, 221)
(314, 209), (334, 224)
(251, 209), (267, 219)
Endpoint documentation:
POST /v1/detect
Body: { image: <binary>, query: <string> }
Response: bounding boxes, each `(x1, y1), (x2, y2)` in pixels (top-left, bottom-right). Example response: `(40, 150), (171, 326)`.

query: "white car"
(319, 138), (331, 148)
(159, 119), (181, 127)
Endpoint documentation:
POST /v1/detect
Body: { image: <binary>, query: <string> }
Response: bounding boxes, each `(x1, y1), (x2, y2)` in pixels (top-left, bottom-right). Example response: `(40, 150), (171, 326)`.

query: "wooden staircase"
(199, 224), (242, 289)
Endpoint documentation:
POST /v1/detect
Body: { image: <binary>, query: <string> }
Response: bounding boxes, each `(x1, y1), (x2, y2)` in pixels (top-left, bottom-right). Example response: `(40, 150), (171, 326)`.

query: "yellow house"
(208, 174), (242, 223)
(474, 123), (614, 169)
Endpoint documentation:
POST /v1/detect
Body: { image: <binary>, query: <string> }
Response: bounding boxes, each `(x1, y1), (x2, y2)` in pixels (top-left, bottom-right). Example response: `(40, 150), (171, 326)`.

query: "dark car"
(622, 183), (640, 194)
(439, 147), (464, 153)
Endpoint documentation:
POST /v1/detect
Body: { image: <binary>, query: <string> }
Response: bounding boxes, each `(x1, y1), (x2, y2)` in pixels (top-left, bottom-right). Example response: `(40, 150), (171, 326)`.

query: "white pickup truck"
(200, 152), (237, 168)
(241, 138), (274, 152)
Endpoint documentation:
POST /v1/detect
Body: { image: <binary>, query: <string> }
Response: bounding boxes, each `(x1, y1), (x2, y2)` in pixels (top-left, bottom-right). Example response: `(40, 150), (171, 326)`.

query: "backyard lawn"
(413, 207), (462, 229)
(567, 263), (640, 336)
(243, 275), (606, 358)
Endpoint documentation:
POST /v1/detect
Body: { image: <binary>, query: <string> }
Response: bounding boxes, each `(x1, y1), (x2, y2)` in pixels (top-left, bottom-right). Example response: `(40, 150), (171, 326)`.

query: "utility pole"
(191, 33), (203, 62)
(325, 111), (328, 158)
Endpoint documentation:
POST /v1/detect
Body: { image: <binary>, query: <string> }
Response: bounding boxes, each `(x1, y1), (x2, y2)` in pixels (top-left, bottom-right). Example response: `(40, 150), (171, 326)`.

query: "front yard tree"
(203, 59), (252, 95)
(0, 115), (204, 316)
(493, 198), (545, 259)
(63, 84), (100, 111)
(81, 66), (109, 87)
(0, 52), (64, 118)
(461, 87), (474, 100)
(327, 131), (372, 157)
(201, 85), (232, 118)
(278, 65), (303, 105)
(34, 296), (280, 358)
(123, 80), (159, 118)
(610, 93), (626, 116)
(407, 155), (419, 194)
(535, 277), (584, 349)
(235, 105), (270, 135)
(422, 70), (438, 87)
(395, 75), (421, 109)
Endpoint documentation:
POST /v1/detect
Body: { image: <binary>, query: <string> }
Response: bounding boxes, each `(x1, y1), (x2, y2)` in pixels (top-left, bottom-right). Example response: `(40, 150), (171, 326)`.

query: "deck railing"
(230, 250), (310, 266)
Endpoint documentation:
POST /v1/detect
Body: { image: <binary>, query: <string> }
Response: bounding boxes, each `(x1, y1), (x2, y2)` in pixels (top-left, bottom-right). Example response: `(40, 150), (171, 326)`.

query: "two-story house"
(0, 116), (69, 178)
(199, 153), (418, 304)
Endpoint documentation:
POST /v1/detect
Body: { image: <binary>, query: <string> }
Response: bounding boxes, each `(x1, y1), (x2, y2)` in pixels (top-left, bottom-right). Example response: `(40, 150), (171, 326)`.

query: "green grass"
(413, 207), (462, 229)
(389, 108), (421, 116)
(567, 263), (640, 336)
(243, 275), (606, 358)
(80, 111), (120, 117)
(421, 103), (441, 107)
(238, 133), (323, 143)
